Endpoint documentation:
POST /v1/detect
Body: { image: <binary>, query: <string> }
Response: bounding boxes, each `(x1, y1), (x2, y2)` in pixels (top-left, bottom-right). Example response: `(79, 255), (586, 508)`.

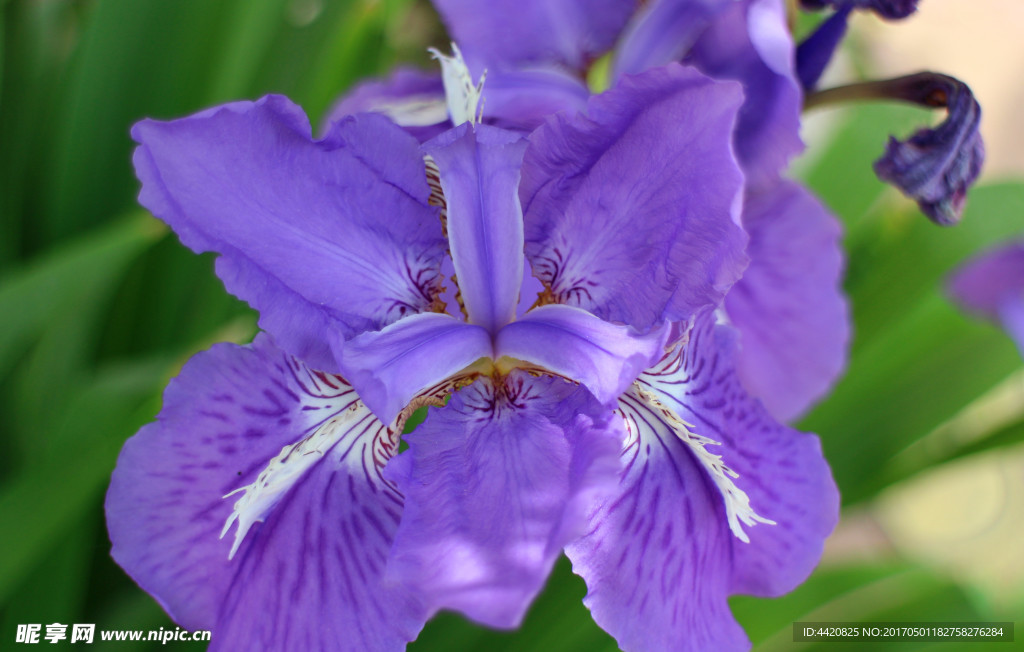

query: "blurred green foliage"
(0, 1), (1020, 650)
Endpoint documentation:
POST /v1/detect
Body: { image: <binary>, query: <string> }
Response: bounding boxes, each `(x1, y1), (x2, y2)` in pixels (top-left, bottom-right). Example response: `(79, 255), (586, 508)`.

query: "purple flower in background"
(948, 241), (1024, 356)
(107, 56), (837, 651)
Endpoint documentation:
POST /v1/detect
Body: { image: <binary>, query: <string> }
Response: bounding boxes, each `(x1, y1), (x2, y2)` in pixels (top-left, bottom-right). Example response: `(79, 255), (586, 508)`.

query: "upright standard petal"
(105, 335), (427, 650)
(132, 96), (445, 371)
(483, 67), (591, 133)
(385, 371), (623, 629)
(566, 315), (838, 651)
(423, 123), (528, 332)
(725, 181), (850, 422)
(612, 0), (735, 79)
(686, 0), (805, 187)
(337, 312), (493, 425)
(496, 303), (670, 406)
(521, 64), (747, 332)
(641, 317), (839, 597)
(948, 241), (1024, 355)
(432, 0), (635, 72)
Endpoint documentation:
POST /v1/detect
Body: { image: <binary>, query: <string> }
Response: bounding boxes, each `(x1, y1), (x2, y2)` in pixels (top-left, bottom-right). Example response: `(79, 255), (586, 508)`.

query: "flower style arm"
(422, 123), (528, 331)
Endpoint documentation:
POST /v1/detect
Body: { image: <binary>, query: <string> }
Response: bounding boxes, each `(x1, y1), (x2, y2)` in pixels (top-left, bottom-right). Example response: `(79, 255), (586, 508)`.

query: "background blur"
(1, 0), (1021, 649)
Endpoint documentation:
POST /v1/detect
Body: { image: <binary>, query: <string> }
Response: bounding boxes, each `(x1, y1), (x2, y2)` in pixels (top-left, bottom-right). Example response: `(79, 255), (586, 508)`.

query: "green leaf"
(799, 102), (926, 228)
(873, 407), (1024, 498)
(0, 355), (170, 605)
(800, 183), (1024, 504)
(204, 0), (290, 103)
(410, 557), (617, 652)
(45, 0), (233, 241)
(0, 514), (96, 632)
(0, 214), (161, 381)
(737, 563), (987, 651)
(300, 0), (410, 122)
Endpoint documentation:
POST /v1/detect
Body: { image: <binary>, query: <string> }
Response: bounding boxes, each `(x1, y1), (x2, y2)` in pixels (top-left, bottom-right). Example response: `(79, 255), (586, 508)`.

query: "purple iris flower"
(331, 0), (850, 422)
(948, 241), (1024, 356)
(106, 58), (838, 651)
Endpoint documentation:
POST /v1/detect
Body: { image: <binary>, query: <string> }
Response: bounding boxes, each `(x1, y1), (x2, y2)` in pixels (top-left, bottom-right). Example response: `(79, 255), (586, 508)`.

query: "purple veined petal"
(800, 0), (919, 20)
(566, 314), (838, 651)
(612, 0), (735, 79)
(496, 303), (670, 406)
(431, 0), (635, 73)
(337, 311), (493, 425)
(687, 0), (805, 188)
(948, 240), (1024, 355)
(385, 371), (623, 628)
(725, 180), (850, 422)
(321, 67), (449, 142)
(423, 123), (528, 333)
(132, 96), (444, 371)
(565, 382), (750, 652)
(105, 335), (428, 650)
(521, 63), (748, 332)
(638, 313), (839, 597)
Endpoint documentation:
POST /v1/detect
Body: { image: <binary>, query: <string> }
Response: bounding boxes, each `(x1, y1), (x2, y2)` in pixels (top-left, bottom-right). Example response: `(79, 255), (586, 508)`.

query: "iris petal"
(320, 67), (449, 142)
(725, 180), (850, 421)
(686, 0), (804, 187)
(385, 372), (623, 628)
(105, 335), (428, 650)
(565, 314), (838, 651)
(132, 97), (444, 371)
(521, 63), (747, 331)
(431, 0), (635, 72)
(639, 315), (840, 596)
(612, 0), (734, 79)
